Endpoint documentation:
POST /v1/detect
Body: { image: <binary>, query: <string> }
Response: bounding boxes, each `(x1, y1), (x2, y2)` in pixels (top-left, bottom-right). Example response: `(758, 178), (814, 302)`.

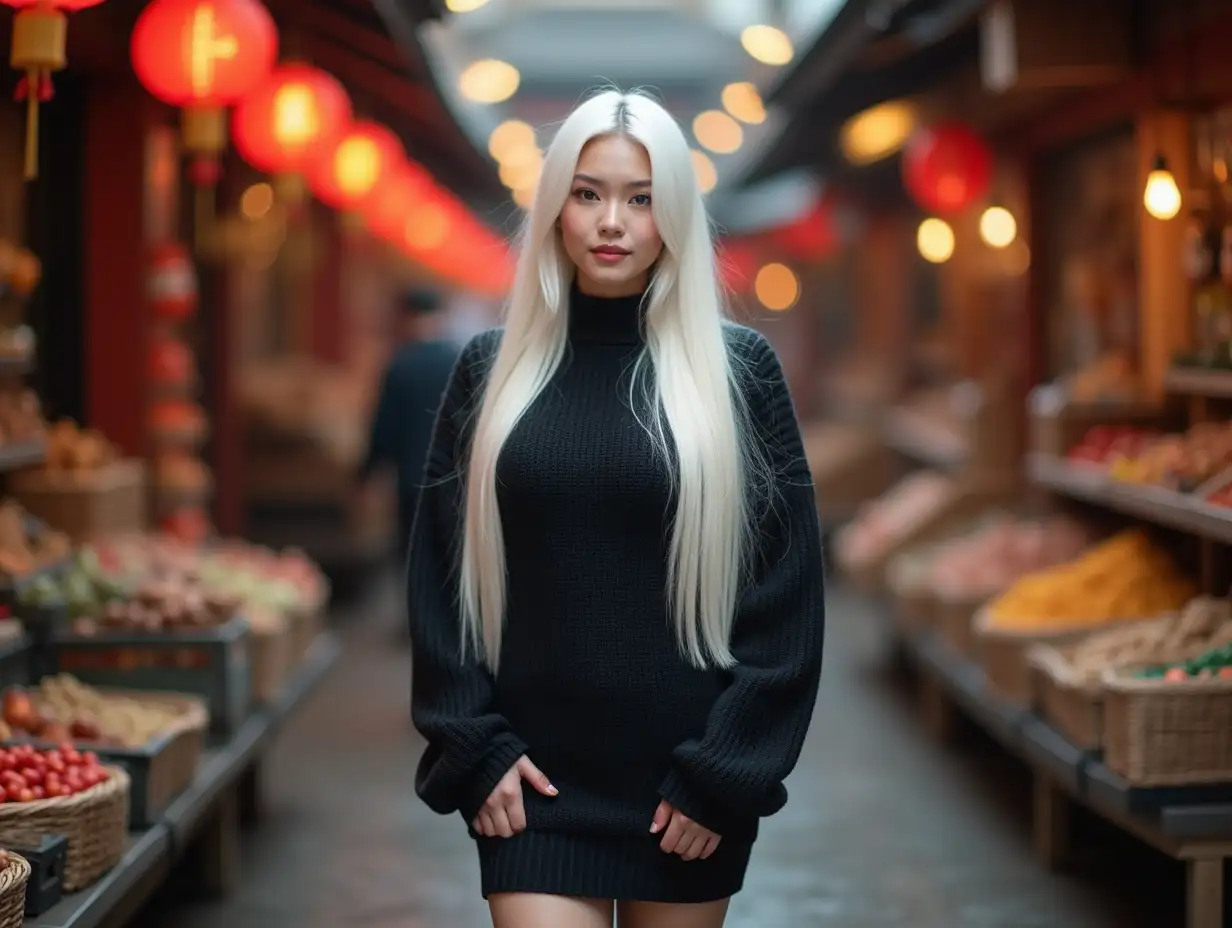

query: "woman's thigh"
(489, 893), (614, 928)
(617, 898), (730, 928)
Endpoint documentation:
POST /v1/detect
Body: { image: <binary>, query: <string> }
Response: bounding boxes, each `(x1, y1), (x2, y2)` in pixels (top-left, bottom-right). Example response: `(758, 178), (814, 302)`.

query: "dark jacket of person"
(359, 337), (461, 551)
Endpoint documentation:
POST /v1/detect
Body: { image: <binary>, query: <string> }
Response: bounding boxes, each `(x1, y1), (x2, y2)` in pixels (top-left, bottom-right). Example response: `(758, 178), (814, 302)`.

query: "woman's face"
(558, 134), (664, 298)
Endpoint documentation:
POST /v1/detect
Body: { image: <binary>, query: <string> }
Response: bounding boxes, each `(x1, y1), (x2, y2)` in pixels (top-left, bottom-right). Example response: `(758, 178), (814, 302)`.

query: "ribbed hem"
(460, 734), (531, 826)
(478, 829), (752, 903)
(657, 767), (756, 842)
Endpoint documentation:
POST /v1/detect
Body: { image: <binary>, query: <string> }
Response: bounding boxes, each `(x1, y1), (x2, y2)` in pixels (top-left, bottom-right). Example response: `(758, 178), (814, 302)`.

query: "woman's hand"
(650, 799), (722, 860)
(472, 755), (558, 838)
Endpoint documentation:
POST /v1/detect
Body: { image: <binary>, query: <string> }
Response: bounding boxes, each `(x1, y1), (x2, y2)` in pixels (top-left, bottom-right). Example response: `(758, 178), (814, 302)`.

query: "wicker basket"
(1027, 614), (1183, 751)
(0, 853), (29, 928)
(1101, 669), (1232, 786)
(0, 766), (128, 891)
(972, 607), (1094, 706)
(1029, 644), (1106, 750)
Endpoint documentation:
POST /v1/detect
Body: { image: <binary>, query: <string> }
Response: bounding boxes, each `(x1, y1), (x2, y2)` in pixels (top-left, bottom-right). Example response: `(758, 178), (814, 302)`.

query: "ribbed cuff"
(657, 767), (755, 841)
(460, 733), (531, 827)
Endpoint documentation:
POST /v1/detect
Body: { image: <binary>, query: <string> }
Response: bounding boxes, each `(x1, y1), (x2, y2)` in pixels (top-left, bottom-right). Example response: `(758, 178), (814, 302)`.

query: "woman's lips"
(592, 246), (629, 264)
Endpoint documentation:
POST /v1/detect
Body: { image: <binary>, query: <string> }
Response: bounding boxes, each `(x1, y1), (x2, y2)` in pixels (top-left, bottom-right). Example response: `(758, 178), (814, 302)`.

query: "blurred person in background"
(357, 288), (460, 568)
(407, 89), (825, 928)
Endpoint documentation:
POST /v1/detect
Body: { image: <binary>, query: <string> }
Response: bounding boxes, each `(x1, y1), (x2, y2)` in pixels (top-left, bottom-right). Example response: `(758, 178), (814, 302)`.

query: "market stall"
(748, 1), (1232, 924)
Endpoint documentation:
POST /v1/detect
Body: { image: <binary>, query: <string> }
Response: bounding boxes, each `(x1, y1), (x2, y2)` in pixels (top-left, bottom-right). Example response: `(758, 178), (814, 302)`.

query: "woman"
(408, 89), (826, 928)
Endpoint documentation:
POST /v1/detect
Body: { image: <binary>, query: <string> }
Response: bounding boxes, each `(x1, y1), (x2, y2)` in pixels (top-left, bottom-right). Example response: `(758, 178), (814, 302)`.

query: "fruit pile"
(1066, 425), (1159, 467)
(986, 530), (1196, 631)
(927, 514), (1091, 602)
(0, 743), (109, 802)
(1109, 421), (1232, 491)
(1053, 597), (1232, 685)
(42, 420), (117, 473)
(837, 473), (957, 566)
(1, 676), (194, 748)
(77, 578), (240, 635)
(1137, 643), (1232, 681)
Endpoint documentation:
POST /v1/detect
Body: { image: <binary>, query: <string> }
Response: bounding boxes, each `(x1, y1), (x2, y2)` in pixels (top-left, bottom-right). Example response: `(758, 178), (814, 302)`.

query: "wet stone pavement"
(132, 576), (1187, 927)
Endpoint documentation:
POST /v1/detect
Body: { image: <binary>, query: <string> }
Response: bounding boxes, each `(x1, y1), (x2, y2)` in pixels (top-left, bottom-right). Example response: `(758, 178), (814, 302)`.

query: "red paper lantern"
(902, 123), (993, 216)
(130, 0), (277, 107)
(232, 63), (351, 175)
(148, 244), (198, 321)
(149, 337), (195, 384)
(309, 121), (404, 210)
(130, 0), (277, 185)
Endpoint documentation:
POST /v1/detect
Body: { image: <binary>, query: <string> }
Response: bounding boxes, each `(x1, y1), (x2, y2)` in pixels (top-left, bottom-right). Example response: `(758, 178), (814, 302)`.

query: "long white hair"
(460, 88), (767, 672)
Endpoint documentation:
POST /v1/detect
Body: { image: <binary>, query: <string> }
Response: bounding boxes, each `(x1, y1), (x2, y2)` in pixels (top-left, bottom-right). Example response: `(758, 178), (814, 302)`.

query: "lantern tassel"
(14, 70), (51, 181)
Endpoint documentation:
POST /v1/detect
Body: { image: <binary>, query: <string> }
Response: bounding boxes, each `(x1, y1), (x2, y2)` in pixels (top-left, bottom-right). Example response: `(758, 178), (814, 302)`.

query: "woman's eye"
(631, 194), (651, 206)
(573, 188), (599, 201)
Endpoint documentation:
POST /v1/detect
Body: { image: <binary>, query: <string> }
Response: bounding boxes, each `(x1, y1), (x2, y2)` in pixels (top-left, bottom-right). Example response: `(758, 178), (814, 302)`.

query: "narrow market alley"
(130, 577), (1184, 928)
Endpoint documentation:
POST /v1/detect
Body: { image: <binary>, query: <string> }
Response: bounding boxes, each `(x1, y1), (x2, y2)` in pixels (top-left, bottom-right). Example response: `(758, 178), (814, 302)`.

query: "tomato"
(16, 788), (33, 803)
(82, 751), (98, 766)
(1164, 667), (1189, 682)
(19, 767), (42, 787)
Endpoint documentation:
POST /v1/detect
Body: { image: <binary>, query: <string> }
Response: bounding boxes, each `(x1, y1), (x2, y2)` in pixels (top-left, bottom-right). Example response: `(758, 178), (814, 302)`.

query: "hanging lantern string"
(14, 69), (54, 180)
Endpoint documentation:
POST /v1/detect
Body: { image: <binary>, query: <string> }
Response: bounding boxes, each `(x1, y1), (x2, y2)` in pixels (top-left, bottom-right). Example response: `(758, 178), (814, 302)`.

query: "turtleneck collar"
(567, 282), (647, 345)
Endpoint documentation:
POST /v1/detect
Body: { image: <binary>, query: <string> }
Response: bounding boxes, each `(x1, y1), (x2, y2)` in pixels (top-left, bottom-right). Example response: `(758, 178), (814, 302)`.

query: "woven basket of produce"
(1102, 642), (1232, 786)
(1028, 600), (1232, 751)
(975, 530), (1197, 705)
(0, 851), (29, 928)
(0, 751), (128, 892)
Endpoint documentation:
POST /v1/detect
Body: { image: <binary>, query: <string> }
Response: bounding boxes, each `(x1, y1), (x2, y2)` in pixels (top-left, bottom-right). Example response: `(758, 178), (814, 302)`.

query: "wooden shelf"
(1026, 452), (1232, 544)
(1164, 367), (1232, 400)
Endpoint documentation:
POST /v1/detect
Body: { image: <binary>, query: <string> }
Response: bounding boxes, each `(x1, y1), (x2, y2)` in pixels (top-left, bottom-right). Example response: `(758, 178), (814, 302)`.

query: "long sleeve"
(408, 330), (529, 822)
(657, 330), (826, 838)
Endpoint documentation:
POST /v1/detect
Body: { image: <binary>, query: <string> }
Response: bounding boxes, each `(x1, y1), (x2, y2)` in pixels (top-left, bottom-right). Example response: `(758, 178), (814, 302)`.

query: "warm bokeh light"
(754, 263), (799, 311)
(693, 110), (743, 155)
(446, 0), (489, 10)
(691, 150), (717, 194)
(979, 206), (1017, 248)
(240, 182), (274, 219)
(513, 185), (536, 210)
(1144, 161), (1182, 220)
(917, 217), (955, 263)
(500, 154), (542, 191)
(488, 119), (536, 161)
(458, 59), (520, 104)
(721, 82), (765, 125)
(840, 100), (917, 165)
(740, 24), (793, 66)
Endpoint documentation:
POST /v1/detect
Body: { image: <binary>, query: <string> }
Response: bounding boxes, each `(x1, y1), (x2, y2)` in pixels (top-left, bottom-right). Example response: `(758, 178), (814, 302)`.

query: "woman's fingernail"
(649, 822), (660, 834)
(547, 784), (559, 796)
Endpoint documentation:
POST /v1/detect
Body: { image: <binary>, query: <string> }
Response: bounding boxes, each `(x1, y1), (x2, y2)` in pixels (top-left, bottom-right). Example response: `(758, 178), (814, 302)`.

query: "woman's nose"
(599, 203), (624, 235)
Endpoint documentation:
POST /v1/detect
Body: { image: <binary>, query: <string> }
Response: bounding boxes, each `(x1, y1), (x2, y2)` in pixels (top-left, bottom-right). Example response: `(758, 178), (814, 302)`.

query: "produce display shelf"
(1164, 366), (1232, 400)
(27, 631), (341, 928)
(0, 440), (45, 474)
(1027, 452), (1232, 544)
(898, 624), (1232, 927)
(880, 406), (968, 471)
(905, 629), (1232, 839)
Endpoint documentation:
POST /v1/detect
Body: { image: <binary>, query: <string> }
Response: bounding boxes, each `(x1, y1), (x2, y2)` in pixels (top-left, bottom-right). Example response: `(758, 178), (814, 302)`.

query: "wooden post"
(1137, 109), (1192, 404)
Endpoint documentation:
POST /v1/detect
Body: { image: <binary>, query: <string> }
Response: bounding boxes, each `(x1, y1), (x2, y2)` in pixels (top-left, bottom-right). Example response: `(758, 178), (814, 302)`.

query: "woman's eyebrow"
(573, 173), (652, 188)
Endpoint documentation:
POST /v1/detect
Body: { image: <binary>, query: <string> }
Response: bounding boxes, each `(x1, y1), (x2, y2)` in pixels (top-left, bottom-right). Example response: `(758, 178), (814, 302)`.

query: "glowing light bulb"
(1144, 155), (1181, 220)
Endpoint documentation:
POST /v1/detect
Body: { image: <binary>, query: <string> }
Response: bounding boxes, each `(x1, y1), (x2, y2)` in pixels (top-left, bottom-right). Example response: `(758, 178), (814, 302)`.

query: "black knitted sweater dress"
(408, 287), (826, 903)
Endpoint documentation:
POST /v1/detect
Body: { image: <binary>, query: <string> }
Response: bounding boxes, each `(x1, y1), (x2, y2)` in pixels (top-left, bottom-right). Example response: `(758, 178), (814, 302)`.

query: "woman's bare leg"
(617, 898), (730, 928)
(490, 893), (615, 928)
